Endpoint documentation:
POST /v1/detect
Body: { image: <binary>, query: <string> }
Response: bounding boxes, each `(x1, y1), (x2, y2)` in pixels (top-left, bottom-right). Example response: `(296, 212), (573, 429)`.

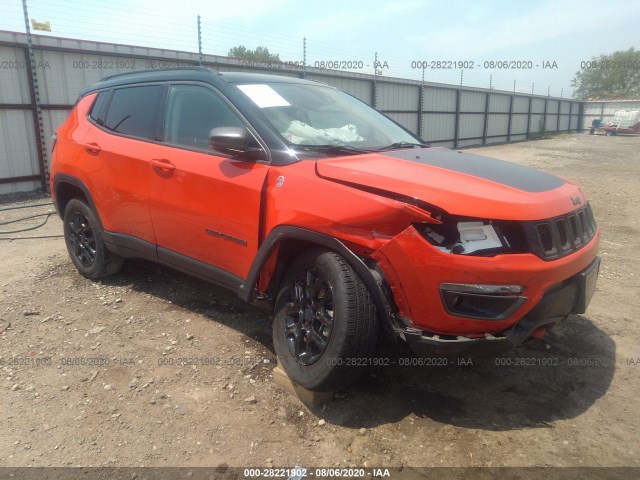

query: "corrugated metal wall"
(581, 100), (640, 131)
(0, 43), (41, 193)
(0, 30), (586, 194)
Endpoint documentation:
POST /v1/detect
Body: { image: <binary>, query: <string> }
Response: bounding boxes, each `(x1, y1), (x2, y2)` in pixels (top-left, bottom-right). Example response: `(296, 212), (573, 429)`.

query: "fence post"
(197, 14), (203, 66)
(454, 71), (462, 149)
(482, 75), (492, 145)
(568, 101), (572, 132)
(417, 67), (425, 140)
(301, 37), (307, 79)
(371, 51), (378, 108)
(507, 79), (516, 143)
(542, 86), (549, 133)
(526, 84), (533, 140)
(506, 80), (516, 143)
(556, 88), (563, 132)
(22, 0), (48, 191)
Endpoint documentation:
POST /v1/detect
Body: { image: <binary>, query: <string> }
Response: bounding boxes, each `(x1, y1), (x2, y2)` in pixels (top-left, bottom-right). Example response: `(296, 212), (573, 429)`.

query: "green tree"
(571, 48), (640, 100)
(228, 45), (280, 62)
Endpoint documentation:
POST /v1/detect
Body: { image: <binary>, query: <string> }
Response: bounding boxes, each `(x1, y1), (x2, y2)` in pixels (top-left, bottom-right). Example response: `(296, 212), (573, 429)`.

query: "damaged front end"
(370, 208), (601, 357)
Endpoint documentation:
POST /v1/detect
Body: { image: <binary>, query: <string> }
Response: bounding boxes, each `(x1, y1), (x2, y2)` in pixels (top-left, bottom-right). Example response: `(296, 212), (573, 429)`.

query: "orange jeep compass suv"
(50, 68), (600, 391)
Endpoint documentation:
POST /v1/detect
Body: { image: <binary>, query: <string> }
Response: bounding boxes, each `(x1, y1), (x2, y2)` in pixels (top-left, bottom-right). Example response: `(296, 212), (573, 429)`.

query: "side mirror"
(209, 127), (262, 160)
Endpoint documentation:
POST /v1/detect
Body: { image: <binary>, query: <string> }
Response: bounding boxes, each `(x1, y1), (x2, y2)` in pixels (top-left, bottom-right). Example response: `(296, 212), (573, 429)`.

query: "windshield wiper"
(375, 141), (429, 151)
(296, 144), (374, 155)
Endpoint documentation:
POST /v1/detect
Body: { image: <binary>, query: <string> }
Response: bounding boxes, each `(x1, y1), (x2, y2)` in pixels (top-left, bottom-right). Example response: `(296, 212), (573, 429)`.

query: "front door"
(148, 84), (269, 282)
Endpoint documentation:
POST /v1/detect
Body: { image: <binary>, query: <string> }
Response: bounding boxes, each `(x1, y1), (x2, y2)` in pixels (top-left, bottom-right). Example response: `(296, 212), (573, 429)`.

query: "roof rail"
(99, 66), (214, 82)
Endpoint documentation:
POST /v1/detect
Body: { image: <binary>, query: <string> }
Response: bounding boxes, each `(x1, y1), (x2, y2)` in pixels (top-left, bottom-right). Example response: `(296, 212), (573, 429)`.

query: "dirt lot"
(1, 133), (639, 473)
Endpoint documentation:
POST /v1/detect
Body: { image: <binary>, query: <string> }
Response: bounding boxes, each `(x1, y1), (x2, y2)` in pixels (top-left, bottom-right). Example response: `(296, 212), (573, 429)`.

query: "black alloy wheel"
(67, 210), (97, 268)
(273, 248), (378, 391)
(283, 265), (335, 366)
(63, 198), (123, 279)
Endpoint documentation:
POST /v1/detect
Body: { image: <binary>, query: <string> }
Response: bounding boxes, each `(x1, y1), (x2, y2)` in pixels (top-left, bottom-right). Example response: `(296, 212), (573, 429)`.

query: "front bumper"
(372, 223), (600, 336)
(402, 256), (600, 356)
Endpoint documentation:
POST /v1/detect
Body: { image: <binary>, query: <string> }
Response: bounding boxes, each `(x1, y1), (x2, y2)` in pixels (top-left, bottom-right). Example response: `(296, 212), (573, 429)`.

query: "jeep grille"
(526, 204), (597, 260)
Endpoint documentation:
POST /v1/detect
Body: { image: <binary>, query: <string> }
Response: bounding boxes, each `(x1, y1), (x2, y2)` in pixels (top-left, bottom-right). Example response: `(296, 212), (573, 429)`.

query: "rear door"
(148, 83), (269, 281)
(82, 84), (164, 245)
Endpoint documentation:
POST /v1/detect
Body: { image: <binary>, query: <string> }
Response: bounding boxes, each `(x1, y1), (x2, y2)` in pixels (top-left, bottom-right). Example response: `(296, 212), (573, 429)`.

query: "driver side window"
(164, 85), (244, 150)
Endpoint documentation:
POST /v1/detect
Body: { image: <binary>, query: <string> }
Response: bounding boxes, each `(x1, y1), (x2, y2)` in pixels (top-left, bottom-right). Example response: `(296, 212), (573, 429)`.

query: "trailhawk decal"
(383, 148), (565, 193)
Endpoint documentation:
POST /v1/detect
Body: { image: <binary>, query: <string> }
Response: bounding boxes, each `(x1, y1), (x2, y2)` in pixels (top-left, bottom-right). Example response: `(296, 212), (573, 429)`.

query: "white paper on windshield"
(237, 84), (290, 108)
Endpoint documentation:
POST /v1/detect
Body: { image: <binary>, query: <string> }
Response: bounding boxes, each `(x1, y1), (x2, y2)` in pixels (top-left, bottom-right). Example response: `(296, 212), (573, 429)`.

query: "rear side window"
(103, 85), (163, 140)
(88, 91), (108, 123)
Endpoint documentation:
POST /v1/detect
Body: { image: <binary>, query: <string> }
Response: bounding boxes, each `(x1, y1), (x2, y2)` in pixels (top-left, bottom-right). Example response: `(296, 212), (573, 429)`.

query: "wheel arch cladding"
(240, 226), (398, 336)
(53, 174), (100, 224)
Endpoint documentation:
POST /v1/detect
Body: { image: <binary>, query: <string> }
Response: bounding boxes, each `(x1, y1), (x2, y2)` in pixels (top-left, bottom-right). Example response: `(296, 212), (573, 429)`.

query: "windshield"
(236, 82), (420, 149)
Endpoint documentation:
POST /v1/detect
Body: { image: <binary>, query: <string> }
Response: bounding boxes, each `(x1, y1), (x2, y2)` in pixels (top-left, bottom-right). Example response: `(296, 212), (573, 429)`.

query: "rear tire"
(63, 199), (123, 279)
(272, 248), (378, 391)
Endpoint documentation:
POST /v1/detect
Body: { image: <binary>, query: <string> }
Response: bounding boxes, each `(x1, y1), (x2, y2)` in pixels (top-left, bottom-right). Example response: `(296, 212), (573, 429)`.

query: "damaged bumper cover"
(403, 255), (600, 356)
(372, 223), (600, 355)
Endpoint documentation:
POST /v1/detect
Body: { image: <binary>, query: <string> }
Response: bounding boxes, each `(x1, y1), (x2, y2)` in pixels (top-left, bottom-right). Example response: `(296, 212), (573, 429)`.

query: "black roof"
(219, 72), (324, 85)
(80, 67), (328, 96)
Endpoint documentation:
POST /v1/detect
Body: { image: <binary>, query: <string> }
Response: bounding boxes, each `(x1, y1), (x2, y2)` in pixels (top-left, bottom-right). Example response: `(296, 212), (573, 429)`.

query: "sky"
(1, 0), (638, 97)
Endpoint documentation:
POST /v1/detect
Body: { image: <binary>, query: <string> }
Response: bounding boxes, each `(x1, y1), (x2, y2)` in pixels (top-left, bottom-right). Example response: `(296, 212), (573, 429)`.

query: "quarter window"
(88, 91), (108, 124)
(164, 85), (244, 150)
(103, 85), (163, 140)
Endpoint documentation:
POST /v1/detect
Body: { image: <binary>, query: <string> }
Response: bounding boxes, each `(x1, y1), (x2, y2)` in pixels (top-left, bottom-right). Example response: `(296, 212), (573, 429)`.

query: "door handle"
(83, 142), (101, 155)
(151, 159), (176, 174)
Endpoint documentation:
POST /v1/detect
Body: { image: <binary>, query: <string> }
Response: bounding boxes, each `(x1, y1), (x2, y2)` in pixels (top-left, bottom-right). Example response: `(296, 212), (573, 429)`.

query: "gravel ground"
(0, 133), (638, 473)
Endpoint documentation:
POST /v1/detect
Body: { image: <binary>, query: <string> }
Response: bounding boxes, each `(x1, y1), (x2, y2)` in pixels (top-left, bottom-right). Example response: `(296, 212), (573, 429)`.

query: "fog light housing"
(440, 283), (527, 320)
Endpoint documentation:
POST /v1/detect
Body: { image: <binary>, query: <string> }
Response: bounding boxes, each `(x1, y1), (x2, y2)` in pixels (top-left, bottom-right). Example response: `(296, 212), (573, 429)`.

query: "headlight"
(414, 216), (528, 256)
(454, 222), (504, 254)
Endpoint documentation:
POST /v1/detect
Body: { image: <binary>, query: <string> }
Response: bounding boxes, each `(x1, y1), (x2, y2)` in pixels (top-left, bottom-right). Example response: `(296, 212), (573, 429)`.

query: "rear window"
(103, 85), (163, 140)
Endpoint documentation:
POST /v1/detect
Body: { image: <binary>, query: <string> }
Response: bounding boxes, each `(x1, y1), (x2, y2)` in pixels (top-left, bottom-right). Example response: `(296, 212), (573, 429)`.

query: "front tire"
(272, 248), (378, 391)
(63, 199), (123, 279)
